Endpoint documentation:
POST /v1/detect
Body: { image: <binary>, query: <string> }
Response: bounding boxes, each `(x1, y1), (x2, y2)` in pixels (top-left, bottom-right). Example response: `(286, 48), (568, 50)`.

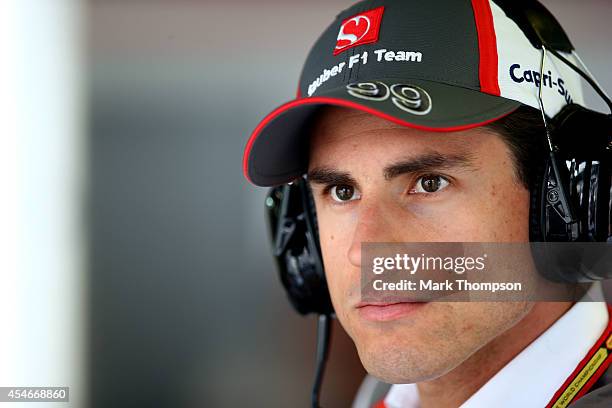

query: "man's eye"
(412, 175), (449, 194)
(330, 185), (361, 202)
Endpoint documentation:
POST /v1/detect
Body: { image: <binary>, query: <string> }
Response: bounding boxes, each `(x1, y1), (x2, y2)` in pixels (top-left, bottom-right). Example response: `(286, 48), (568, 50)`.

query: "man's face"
(307, 106), (533, 383)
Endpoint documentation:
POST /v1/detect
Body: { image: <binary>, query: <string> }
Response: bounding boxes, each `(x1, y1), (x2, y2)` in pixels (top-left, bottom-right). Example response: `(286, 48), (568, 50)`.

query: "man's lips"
(356, 301), (427, 322)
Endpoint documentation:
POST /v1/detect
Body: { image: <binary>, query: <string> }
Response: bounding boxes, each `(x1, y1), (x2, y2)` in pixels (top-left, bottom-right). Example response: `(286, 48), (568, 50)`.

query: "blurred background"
(2, 0), (612, 407)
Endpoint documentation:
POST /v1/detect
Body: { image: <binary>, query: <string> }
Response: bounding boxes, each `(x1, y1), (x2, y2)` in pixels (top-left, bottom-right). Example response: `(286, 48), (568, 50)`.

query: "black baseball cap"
(243, 0), (588, 186)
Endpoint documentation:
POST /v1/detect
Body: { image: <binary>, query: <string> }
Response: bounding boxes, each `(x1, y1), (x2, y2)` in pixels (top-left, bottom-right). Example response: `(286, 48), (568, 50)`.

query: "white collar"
(384, 283), (609, 408)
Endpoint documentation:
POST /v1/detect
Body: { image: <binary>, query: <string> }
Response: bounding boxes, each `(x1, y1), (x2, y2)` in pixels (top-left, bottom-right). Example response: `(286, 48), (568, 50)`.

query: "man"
(242, 0), (612, 406)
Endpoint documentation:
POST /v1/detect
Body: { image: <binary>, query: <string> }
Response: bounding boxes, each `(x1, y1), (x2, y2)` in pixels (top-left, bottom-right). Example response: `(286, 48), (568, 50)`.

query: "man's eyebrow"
(307, 167), (358, 187)
(383, 152), (476, 180)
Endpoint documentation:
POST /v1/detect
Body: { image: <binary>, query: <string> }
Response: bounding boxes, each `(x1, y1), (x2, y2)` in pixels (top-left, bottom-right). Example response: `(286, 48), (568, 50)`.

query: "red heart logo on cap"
(336, 15), (371, 50)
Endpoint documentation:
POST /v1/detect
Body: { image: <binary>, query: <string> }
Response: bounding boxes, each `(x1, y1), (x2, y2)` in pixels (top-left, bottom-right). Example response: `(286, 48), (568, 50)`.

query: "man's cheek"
(318, 231), (353, 310)
(318, 213), (352, 261)
(321, 240), (348, 291)
(322, 258), (351, 323)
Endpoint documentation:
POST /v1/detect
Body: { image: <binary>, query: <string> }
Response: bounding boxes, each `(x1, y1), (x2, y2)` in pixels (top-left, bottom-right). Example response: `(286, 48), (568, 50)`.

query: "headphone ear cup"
(530, 157), (582, 282)
(266, 180), (333, 316)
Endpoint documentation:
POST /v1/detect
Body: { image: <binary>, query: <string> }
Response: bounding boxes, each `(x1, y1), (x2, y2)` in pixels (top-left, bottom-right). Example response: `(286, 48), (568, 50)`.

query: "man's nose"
(347, 201), (404, 268)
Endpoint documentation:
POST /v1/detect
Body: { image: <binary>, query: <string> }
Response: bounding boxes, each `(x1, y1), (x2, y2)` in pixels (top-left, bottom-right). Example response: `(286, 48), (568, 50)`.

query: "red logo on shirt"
(334, 6), (385, 56)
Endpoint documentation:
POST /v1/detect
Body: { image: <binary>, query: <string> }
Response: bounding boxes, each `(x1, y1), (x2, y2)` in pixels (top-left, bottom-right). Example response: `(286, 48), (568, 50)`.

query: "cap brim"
(243, 78), (521, 186)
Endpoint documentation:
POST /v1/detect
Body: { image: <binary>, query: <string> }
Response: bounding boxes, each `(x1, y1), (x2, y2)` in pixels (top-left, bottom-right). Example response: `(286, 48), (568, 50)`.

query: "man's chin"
(352, 334), (465, 384)
(341, 302), (494, 384)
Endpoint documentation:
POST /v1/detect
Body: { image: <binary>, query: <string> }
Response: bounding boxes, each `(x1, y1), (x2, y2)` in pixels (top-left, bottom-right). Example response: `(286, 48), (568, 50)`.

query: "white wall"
(0, 1), (86, 407)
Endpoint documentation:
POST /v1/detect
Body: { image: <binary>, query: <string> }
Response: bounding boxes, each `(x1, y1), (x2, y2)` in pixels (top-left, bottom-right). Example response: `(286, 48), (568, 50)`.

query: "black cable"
(546, 48), (612, 113)
(311, 314), (332, 408)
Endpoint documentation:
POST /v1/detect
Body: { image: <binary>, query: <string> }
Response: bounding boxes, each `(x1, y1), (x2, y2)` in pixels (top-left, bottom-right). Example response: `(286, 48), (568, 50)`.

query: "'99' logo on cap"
(334, 6), (385, 56)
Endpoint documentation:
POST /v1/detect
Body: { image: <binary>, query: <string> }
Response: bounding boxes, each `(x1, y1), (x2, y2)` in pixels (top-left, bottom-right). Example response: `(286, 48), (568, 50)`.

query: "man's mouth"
(355, 301), (427, 322)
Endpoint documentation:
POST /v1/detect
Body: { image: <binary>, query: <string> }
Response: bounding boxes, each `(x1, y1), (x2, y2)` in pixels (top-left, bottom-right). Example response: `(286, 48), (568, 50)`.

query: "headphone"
(265, 181), (332, 315)
(263, 1), (611, 406)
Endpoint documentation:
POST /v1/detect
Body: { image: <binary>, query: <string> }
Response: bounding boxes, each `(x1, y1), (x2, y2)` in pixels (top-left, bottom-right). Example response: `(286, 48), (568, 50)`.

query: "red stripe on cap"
(471, 0), (500, 96)
(242, 97), (516, 184)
